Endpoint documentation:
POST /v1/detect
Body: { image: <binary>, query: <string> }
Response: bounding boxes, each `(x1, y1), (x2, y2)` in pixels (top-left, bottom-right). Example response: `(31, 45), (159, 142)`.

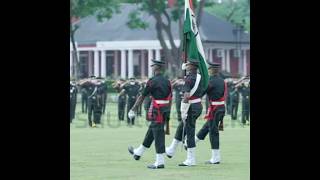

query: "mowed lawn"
(71, 95), (250, 180)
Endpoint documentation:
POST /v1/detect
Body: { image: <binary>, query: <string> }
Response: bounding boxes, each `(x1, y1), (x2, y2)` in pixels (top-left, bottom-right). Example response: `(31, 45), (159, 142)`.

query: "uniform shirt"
(183, 71), (205, 98)
(123, 82), (141, 100)
(173, 83), (183, 102)
(239, 86), (250, 100)
(206, 74), (225, 101)
(142, 74), (171, 99)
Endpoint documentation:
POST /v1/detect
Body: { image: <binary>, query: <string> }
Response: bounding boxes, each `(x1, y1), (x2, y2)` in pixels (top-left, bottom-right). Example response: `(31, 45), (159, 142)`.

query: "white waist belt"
(155, 100), (170, 104)
(189, 98), (201, 104)
(211, 101), (225, 105)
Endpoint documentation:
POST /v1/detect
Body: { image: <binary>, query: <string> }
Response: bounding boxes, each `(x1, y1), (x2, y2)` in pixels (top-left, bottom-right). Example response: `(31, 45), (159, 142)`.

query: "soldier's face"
(152, 65), (160, 72)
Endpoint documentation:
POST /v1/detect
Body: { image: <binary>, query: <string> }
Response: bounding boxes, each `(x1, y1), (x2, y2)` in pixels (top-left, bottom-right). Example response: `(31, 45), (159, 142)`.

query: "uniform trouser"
(127, 98), (137, 125)
(197, 109), (225, 149)
(142, 111), (170, 153)
(102, 95), (107, 114)
(118, 100), (126, 121)
(137, 103), (142, 116)
(242, 99), (250, 123)
(88, 98), (103, 126)
(175, 99), (182, 122)
(231, 101), (239, 120)
(70, 100), (76, 123)
(174, 103), (202, 148)
(226, 98), (231, 115)
(81, 96), (87, 113)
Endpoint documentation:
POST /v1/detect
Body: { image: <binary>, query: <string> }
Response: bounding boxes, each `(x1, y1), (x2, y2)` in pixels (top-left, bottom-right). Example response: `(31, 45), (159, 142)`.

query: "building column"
(238, 50), (243, 75)
(155, 49), (161, 60)
(88, 51), (92, 76)
(128, 49), (134, 78)
(114, 51), (118, 77)
(221, 49), (226, 70)
(141, 50), (146, 78)
(94, 50), (99, 77)
(101, 50), (106, 78)
(243, 49), (247, 76)
(148, 49), (153, 78)
(226, 49), (230, 72)
(70, 51), (72, 77)
(121, 50), (126, 79)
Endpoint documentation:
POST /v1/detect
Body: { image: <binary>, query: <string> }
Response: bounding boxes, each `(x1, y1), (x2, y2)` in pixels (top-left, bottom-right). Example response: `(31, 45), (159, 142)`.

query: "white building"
(70, 4), (250, 79)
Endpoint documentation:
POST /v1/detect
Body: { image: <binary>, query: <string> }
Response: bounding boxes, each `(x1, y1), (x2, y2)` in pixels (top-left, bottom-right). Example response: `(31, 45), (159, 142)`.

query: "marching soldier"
(70, 81), (77, 123)
(226, 80), (233, 115)
(113, 79), (127, 121)
(240, 81), (250, 125)
(98, 77), (108, 115)
(137, 80), (143, 117)
(230, 83), (240, 120)
(127, 59), (172, 169)
(194, 62), (226, 164)
(120, 77), (141, 125)
(80, 84), (88, 113)
(79, 76), (104, 127)
(165, 59), (205, 166)
(171, 77), (184, 122)
(140, 79), (152, 119)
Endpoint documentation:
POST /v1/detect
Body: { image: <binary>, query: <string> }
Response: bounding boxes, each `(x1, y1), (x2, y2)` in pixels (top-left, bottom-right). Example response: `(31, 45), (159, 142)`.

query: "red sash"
(204, 82), (227, 121)
(147, 86), (172, 123)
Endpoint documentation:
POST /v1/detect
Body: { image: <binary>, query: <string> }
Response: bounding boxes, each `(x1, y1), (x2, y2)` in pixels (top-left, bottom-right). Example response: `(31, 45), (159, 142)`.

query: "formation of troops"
(70, 59), (250, 169)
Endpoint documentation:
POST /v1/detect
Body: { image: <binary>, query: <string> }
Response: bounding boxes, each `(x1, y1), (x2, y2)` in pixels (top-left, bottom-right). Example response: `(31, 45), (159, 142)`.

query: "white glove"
(128, 110), (136, 119)
(180, 102), (190, 123)
(181, 63), (187, 70)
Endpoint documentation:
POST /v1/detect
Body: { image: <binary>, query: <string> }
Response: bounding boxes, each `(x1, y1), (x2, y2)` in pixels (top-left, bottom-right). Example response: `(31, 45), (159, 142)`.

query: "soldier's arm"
(131, 79), (152, 111)
(131, 95), (146, 112)
(119, 89), (126, 96)
(182, 92), (190, 103)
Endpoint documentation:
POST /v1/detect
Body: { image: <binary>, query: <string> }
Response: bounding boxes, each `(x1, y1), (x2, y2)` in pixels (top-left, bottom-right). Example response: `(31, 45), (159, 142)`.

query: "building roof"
(74, 3), (250, 44)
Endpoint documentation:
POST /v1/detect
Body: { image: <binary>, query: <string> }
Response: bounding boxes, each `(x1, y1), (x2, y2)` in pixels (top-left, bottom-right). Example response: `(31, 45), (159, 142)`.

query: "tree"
(125, 0), (210, 77)
(70, 0), (120, 79)
(205, 0), (250, 31)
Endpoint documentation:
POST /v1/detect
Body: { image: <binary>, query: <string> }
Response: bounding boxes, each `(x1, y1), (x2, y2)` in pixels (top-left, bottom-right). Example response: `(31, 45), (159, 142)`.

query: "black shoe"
(205, 161), (220, 164)
(128, 146), (140, 160)
(166, 154), (172, 158)
(147, 164), (164, 169)
(178, 162), (189, 166)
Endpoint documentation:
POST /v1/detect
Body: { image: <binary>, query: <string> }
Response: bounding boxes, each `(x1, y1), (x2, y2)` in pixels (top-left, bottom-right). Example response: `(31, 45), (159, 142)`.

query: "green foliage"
(205, 0), (250, 31)
(127, 11), (149, 29)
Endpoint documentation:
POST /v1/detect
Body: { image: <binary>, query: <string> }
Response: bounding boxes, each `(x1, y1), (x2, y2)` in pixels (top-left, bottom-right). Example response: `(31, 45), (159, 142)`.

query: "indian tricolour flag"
(183, 0), (209, 90)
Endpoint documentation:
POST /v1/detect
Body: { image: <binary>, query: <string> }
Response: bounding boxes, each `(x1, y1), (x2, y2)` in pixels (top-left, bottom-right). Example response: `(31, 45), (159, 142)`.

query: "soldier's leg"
(94, 104), (102, 125)
(103, 96), (107, 114)
(128, 125), (152, 160)
(176, 100), (182, 122)
(151, 121), (165, 167)
(129, 100), (136, 125)
(207, 110), (224, 164)
(81, 96), (85, 113)
(234, 102), (238, 120)
(118, 100), (123, 121)
(185, 107), (202, 148)
(196, 121), (210, 140)
(85, 98), (88, 113)
(87, 101), (94, 127)
(241, 102), (246, 124)
(127, 101), (131, 125)
(166, 121), (184, 157)
(231, 103), (235, 119)
(178, 105), (202, 166)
